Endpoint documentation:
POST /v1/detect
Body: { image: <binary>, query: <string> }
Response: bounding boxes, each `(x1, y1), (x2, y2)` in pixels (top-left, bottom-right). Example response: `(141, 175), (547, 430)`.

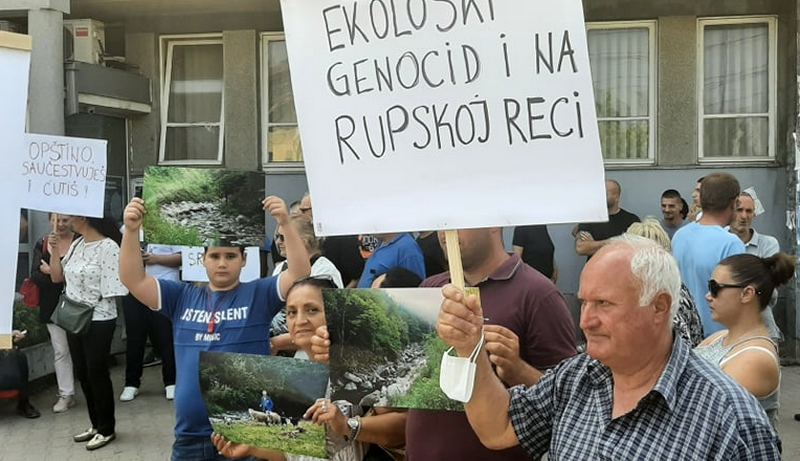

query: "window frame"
(696, 16), (777, 163)
(585, 20), (658, 166)
(260, 32), (304, 172)
(158, 33), (225, 166)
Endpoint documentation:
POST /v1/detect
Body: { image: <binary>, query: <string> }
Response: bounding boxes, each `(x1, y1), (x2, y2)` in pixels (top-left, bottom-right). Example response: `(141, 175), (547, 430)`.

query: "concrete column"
(27, 8), (64, 136)
(27, 8), (64, 236)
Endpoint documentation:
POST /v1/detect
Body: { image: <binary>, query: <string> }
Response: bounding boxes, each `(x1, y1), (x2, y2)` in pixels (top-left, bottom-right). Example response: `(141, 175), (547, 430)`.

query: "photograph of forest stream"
(199, 351), (329, 458)
(324, 288), (463, 412)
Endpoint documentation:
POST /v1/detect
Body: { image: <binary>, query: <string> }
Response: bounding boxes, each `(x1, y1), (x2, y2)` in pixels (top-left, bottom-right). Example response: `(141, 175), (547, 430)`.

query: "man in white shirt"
(730, 192), (782, 341)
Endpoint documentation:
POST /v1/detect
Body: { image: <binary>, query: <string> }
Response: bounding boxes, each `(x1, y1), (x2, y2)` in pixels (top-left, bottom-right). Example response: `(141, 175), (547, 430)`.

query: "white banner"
(281, 0), (607, 236)
(21, 133), (108, 218)
(181, 246), (262, 283)
(0, 32), (31, 348)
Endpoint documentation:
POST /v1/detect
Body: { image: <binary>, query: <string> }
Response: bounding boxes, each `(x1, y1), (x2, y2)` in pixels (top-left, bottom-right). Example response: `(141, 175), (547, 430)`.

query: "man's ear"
(240, 251), (247, 267)
(652, 292), (672, 323)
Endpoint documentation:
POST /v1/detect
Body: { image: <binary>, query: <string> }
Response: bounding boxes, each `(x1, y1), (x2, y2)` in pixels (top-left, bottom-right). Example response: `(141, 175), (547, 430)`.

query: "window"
(261, 33), (302, 166)
(587, 21), (656, 163)
(698, 17), (776, 161)
(159, 35), (224, 164)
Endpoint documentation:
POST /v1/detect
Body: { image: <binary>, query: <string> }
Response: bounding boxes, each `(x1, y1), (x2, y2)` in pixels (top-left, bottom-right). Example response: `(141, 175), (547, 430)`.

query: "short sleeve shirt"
(62, 238), (128, 321)
(578, 209), (640, 259)
(512, 225), (555, 279)
(157, 276), (284, 438)
(405, 254), (576, 461)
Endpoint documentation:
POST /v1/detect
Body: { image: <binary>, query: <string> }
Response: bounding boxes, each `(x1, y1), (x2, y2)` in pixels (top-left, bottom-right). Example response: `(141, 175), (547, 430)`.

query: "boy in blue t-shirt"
(119, 196), (311, 461)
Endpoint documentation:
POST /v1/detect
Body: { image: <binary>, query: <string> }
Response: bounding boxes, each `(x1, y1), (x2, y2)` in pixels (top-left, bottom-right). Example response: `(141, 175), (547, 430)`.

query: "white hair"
(607, 234), (681, 325)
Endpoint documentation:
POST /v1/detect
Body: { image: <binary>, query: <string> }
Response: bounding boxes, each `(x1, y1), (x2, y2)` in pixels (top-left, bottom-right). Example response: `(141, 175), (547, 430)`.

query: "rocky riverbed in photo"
(331, 342), (428, 408)
(159, 200), (265, 247)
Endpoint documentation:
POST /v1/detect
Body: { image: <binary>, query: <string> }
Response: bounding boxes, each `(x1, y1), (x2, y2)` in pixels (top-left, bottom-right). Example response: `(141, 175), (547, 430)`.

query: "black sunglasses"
(707, 279), (748, 297)
(274, 233), (285, 242)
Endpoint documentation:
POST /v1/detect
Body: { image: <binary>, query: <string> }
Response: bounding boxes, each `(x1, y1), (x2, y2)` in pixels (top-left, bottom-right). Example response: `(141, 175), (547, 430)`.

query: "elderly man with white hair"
(437, 235), (780, 459)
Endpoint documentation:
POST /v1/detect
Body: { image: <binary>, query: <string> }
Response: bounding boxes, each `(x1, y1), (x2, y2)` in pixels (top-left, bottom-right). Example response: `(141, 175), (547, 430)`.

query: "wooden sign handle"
(444, 230), (465, 290)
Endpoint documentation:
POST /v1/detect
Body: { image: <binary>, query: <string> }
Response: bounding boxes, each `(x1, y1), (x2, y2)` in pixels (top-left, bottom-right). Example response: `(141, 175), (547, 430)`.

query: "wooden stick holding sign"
(444, 230), (480, 299)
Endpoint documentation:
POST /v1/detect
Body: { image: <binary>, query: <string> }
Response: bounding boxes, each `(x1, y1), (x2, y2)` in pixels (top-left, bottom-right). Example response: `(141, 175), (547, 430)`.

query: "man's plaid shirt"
(508, 336), (780, 460)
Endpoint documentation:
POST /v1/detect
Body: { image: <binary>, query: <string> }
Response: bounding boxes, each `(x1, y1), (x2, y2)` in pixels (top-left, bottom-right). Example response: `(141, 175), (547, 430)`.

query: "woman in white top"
(49, 215), (129, 451)
(271, 216), (343, 355)
(695, 252), (794, 429)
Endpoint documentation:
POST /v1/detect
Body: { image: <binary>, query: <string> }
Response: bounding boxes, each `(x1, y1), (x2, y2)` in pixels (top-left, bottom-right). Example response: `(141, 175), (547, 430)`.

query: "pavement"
(0, 362), (799, 460)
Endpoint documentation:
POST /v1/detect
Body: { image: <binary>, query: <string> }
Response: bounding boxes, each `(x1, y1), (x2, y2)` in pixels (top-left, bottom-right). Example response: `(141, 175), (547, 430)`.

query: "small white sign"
(20, 133), (108, 218)
(181, 246), (262, 283)
(281, 0), (607, 235)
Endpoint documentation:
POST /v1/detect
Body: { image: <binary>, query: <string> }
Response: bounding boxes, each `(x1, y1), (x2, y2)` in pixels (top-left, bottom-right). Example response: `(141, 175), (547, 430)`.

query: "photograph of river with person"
(142, 166), (266, 246)
(199, 351), (329, 459)
(324, 288), (463, 412)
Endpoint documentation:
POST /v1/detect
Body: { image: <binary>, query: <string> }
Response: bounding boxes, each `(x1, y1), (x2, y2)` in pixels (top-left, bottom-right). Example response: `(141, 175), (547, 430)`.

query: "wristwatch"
(345, 416), (361, 441)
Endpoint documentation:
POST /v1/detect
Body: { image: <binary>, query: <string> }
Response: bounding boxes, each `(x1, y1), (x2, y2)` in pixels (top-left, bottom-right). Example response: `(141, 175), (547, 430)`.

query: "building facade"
(3, 0), (798, 359)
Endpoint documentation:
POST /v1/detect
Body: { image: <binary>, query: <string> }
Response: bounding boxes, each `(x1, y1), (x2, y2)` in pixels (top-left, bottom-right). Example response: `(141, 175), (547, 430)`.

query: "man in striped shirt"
(437, 235), (780, 460)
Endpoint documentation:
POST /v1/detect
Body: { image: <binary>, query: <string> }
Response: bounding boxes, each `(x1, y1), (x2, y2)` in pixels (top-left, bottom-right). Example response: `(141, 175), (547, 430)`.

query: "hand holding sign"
(437, 284), (484, 358)
(262, 196), (290, 226)
(123, 198), (146, 232)
(310, 325), (331, 364)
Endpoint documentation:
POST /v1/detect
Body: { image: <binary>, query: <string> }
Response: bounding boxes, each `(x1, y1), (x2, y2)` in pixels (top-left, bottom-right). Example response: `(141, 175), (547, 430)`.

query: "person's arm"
(575, 231), (605, 256)
(47, 233), (66, 284)
(263, 196), (311, 299)
(119, 198), (160, 309)
(269, 333), (297, 355)
(30, 238), (50, 285)
(512, 245), (524, 258)
(307, 401), (407, 448)
(143, 252), (182, 267)
(437, 284), (519, 449)
(722, 350), (780, 398)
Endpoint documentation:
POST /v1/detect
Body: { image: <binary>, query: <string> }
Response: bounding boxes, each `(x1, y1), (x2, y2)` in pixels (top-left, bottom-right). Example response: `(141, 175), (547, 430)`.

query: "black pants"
(68, 319), (116, 436)
(123, 294), (175, 388)
(0, 349), (29, 401)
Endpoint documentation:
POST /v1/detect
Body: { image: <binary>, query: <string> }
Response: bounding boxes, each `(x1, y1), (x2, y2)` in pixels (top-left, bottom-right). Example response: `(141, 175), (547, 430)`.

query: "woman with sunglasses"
(213, 276), (405, 460)
(694, 252), (795, 428)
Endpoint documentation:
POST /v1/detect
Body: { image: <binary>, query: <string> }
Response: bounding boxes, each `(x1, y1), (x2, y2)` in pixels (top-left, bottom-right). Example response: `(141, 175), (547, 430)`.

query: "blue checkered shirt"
(508, 336), (780, 460)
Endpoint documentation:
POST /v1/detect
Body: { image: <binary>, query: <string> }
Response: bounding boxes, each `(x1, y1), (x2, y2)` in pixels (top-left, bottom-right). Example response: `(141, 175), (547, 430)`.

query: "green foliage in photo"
(12, 301), (49, 348)
(212, 421), (327, 459)
(388, 334), (463, 412)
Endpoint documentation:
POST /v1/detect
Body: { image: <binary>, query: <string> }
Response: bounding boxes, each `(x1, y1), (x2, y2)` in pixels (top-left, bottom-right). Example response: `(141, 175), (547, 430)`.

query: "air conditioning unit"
(64, 19), (105, 64)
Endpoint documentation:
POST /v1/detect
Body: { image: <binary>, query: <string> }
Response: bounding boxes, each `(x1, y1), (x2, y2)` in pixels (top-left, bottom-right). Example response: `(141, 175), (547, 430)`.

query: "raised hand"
(437, 284), (484, 357)
(310, 325), (330, 364)
(123, 198), (147, 232)
(262, 196), (290, 226)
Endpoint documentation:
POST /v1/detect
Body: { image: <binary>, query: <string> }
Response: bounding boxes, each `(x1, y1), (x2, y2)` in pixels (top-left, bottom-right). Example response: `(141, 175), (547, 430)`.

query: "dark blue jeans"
(171, 436), (261, 461)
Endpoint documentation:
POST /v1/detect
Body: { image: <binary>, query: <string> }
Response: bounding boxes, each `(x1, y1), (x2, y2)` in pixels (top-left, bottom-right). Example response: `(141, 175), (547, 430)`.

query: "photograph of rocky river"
(324, 288), (463, 412)
(142, 167), (266, 247)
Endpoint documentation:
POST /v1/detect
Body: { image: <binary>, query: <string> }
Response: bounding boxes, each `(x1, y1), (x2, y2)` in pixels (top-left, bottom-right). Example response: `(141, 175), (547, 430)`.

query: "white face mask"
(439, 333), (485, 403)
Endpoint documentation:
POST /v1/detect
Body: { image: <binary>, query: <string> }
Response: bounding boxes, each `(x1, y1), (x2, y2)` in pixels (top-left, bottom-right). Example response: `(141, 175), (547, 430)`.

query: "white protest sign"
(181, 247), (262, 283)
(281, 0), (607, 236)
(0, 32), (32, 348)
(21, 133), (108, 218)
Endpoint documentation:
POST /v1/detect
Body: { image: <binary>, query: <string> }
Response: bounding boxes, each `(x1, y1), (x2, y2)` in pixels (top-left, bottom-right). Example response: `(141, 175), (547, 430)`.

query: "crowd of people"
(0, 171), (796, 459)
